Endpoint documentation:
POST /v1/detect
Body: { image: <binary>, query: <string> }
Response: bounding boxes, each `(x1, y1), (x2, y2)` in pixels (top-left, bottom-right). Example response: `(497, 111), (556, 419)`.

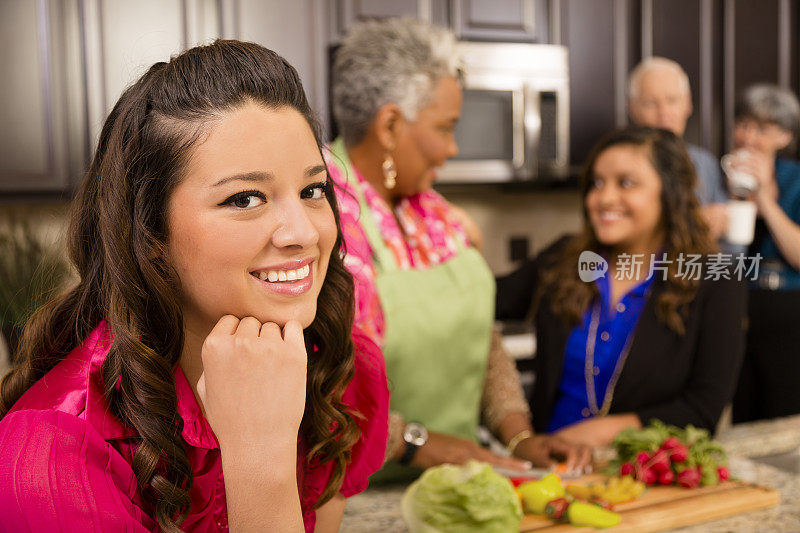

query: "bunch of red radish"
(617, 436), (730, 488)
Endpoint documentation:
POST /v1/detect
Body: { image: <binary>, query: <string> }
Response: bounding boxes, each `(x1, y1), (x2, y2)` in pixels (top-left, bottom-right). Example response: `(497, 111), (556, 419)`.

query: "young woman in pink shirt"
(0, 40), (388, 532)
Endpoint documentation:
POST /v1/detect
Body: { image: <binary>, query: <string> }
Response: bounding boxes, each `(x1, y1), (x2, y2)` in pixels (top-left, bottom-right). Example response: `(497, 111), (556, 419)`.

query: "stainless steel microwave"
(438, 42), (570, 183)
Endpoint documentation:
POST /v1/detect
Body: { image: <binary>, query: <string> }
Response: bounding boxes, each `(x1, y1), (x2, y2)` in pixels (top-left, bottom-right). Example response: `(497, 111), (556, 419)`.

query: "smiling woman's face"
(166, 102), (336, 335)
(585, 144), (663, 253)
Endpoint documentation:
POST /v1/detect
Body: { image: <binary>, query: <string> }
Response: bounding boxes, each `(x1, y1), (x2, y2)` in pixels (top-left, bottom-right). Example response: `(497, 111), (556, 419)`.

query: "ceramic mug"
(726, 200), (758, 246)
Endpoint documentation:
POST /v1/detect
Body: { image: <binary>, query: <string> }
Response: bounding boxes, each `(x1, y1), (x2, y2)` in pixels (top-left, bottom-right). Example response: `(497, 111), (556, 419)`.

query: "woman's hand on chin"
(197, 314), (307, 460)
(197, 315), (307, 532)
(553, 414), (642, 448)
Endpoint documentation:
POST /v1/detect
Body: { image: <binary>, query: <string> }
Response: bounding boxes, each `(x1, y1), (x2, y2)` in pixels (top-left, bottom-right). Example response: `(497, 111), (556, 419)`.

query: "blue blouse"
(756, 158), (800, 290)
(547, 273), (654, 433)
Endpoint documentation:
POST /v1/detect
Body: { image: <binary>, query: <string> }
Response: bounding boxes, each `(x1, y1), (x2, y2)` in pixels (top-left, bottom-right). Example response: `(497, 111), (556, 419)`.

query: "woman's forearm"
(496, 411), (535, 446)
(480, 330), (531, 437)
(757, 195), (800, 270)
(221, 446), (304, 533)
(555, 414), (641, 447)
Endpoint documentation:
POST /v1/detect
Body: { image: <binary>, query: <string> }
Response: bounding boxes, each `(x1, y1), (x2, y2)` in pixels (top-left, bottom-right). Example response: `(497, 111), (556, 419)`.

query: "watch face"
(404, 422), (428, 447)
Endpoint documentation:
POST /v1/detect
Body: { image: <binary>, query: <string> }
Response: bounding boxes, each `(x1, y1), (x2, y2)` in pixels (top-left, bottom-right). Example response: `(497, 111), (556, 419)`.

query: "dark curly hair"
(0, 40), (358, 531)
(540, 126), (716, 335)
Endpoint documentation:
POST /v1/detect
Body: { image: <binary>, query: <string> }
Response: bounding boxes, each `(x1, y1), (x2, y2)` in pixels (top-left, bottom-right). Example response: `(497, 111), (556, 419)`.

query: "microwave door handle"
(511, 89), (526, 173)
(522, 86), (540, 177)
(555, 85), (570, 170)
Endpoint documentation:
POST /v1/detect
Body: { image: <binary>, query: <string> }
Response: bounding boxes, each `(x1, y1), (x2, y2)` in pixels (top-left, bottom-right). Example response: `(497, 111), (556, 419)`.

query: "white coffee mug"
(726, 200), (758, 246)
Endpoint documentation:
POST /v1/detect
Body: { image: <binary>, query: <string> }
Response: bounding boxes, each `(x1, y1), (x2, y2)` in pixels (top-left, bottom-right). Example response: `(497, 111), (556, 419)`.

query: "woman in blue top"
(497, 127), (747, 447)
(726, 84), (800, 422)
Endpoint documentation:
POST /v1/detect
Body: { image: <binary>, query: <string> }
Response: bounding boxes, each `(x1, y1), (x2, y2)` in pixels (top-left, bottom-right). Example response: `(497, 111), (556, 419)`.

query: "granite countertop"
(341, 415), (800, 532)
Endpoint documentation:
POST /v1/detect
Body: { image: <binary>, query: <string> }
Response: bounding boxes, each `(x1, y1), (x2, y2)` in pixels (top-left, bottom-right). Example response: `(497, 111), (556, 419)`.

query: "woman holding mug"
(497, 127), (747, 446)
(726, 84), (800, 422)
(0, 40), (389, 532)
(328, 18), (590, 480)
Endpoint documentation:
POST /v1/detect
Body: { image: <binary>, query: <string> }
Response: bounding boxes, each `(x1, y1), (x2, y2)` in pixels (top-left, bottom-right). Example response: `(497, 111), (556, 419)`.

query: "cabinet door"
(450, 0), (547, 42)
(648, 0), (718, 152)
(83, 0), (188, 148)
(0, 0), (215, 196)
(0, 1), (76, 194)
(724, 0), (793, 151)
(730, 0), (783, 96)
(559, 0), (621, 166)
(333, 0), (449, 40)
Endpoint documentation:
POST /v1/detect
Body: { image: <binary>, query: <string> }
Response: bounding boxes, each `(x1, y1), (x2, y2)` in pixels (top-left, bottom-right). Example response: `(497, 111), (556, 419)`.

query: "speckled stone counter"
(717, 414), (800, 459)
(340, 415), (800, 532)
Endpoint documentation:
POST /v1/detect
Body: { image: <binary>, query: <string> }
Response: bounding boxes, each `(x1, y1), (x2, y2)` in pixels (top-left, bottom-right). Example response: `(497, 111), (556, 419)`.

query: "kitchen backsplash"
(443, 189), (583, 275)
(1, 204), (69, 252)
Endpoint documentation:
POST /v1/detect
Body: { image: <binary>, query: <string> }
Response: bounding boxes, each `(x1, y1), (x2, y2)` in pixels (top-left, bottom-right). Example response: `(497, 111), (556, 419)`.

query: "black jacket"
(496, 236), (747, 434)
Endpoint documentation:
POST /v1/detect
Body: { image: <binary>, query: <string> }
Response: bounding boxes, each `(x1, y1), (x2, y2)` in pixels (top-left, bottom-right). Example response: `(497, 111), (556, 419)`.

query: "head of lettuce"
(401, 461), (523, 532)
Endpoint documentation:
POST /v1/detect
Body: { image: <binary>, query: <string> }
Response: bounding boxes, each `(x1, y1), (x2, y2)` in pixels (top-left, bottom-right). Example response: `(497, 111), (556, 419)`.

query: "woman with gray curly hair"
(728, 84), (800, 271)
(728, 84), (800, 423)
(326, 18), (590, 482)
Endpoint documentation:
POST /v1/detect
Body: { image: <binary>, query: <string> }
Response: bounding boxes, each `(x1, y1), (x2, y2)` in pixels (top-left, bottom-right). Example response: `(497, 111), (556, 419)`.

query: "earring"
(382, 153), (397, 190)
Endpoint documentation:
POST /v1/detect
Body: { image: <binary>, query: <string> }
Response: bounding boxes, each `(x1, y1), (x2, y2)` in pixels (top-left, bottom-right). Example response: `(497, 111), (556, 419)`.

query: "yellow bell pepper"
(566, 476), (647, 506)
(517, 474), (565, 514)
(567, 501), (621, 528)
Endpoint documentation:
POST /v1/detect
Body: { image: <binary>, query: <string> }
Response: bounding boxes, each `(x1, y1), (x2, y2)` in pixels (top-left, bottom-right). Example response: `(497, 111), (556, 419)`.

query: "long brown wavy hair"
(540, 127), (715, 335)
(0, 40), (358, 531)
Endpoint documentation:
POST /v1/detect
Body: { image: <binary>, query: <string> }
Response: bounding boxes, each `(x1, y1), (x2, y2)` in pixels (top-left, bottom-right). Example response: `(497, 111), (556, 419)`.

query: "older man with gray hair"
(628, 57), (729, 240)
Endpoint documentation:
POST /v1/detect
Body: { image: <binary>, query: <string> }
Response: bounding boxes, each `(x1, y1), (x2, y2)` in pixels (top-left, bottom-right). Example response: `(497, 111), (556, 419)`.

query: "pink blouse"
(0, 321), (388, 532)
(325, 147), (470, 347)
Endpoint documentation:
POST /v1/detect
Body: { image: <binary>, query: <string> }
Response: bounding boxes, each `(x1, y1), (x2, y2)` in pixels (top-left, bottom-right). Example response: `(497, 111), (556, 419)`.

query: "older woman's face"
(392, 76), (461, 196)
(586, 144), (663, 253)
(167, 103), (337, 336)
(733, 116), (793, 158)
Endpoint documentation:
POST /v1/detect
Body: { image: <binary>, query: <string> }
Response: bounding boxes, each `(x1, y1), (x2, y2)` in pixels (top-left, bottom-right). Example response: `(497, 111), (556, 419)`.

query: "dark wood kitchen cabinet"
(0, 0), (251, 197)
(0, 1), (82, 195)
(332, 0), (450, 39)
(331, 0), (549, 43)
(556, 0), (628, 167)
(726, 0), (797, 151)
(0, 0), (212, 197)
(449, 0), (549, 42)
(648, 0), (712, 150)
(643, 0), (799, 155)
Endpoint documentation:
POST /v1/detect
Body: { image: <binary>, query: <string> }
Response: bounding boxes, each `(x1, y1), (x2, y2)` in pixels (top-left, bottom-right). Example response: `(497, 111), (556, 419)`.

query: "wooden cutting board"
(519, 475), (780, 532)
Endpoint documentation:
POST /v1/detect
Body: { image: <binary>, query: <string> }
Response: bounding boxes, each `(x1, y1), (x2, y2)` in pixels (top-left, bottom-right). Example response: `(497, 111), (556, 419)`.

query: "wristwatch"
(399, 422), (429, 465)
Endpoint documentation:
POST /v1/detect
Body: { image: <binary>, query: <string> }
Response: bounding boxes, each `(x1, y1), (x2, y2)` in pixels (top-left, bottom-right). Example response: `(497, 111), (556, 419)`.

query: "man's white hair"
(628, 57), (691, 101)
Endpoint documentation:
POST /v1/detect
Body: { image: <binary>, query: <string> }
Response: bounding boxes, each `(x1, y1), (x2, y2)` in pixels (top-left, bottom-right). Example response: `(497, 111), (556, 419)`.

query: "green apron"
(330, 139), (495, 482)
